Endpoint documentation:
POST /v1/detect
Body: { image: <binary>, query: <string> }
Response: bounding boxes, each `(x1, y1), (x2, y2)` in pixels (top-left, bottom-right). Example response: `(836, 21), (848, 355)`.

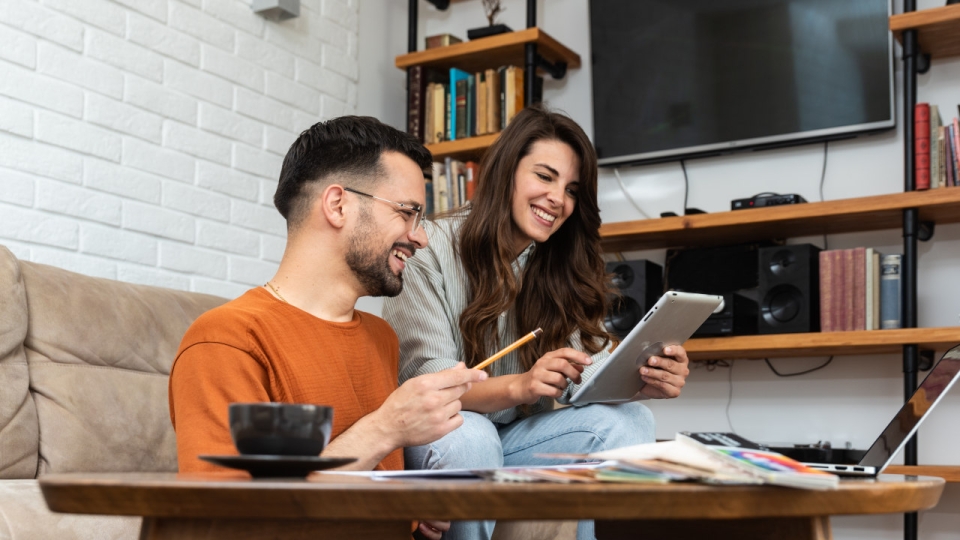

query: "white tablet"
(569, 291), (724, 406)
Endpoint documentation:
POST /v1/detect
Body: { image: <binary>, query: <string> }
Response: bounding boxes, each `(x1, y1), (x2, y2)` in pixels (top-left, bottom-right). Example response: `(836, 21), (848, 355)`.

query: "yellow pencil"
(473, 328), (543, 370)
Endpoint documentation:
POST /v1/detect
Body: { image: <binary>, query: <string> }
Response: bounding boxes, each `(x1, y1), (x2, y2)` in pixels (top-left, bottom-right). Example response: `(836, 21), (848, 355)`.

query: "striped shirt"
(382, 211), (611, 424)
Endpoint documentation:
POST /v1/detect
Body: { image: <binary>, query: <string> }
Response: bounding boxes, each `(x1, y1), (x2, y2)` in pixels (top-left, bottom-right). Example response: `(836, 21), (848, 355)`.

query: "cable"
(819, 141), (829, 250)
(613, 168), (652, 219)
(764, 356), (833, 377)
(680, 159), (690, 211)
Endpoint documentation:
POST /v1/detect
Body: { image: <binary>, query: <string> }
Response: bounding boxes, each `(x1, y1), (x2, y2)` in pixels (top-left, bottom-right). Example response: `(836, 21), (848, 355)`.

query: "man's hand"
(375, 363), (488, 448)
(638, 345), (690, 399)
(510, 348), (592, 404)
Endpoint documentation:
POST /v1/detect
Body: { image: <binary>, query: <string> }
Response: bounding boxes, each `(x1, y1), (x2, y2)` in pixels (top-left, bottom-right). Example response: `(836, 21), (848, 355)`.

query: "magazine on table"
(537, 432), (839, 490)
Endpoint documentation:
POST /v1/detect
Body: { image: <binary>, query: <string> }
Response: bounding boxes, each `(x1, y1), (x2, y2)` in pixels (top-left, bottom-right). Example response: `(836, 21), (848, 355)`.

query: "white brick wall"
(0, 0), (359, 298)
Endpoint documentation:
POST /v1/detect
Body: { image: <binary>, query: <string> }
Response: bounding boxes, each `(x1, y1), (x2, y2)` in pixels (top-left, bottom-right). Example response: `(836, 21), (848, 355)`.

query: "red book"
(851, 247), (867, 331)
(464, 161), (479, 201)
(915, 103), (931, 190)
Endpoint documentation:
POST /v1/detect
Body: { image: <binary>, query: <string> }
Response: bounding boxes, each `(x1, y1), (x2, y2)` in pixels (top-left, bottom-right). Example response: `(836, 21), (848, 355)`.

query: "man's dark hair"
(274, 116), (433, 229)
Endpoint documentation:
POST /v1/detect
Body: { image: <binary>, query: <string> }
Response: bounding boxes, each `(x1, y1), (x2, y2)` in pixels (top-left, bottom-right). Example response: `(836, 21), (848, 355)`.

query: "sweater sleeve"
(169, 341), (272, 473)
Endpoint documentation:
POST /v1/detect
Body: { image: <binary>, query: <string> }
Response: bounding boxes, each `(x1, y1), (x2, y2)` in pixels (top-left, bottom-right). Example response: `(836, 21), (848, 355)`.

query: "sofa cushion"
(18, 258), (226, 475)
(0, 247), (39, 479)
(0, 479), (140, 540)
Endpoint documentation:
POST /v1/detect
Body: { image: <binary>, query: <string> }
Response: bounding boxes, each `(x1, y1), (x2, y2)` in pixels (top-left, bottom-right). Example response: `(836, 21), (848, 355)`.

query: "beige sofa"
(0, 245), (226, 539)
(0, 245), (574, 540)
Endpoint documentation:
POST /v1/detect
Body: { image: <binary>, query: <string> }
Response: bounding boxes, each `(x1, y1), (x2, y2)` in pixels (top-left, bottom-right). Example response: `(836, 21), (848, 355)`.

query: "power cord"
(820, 141), (829, 250)
(613, 168), (652, 219)
(680, 159), (689, 211)
(764, 356), (834, 377)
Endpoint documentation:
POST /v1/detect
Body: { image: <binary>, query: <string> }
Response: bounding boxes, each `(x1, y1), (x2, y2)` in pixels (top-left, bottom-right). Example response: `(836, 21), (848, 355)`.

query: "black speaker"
(757, 244), (821, 334)
(665, 242), (774, 294)
(604, 260), (663, 339)
(693, 292), (759, 337)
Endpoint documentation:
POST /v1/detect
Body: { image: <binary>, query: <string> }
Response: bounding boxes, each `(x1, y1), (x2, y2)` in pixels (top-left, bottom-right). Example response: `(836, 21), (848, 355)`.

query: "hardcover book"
(880, 254), (902, 329)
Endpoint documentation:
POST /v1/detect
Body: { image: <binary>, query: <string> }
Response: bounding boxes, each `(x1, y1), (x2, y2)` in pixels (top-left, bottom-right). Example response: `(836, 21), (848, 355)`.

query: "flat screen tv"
(589, 0), (895, 167)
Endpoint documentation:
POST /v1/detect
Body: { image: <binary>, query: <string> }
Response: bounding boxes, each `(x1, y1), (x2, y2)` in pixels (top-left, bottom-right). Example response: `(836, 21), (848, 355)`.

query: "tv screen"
(589, 0), (895, 167)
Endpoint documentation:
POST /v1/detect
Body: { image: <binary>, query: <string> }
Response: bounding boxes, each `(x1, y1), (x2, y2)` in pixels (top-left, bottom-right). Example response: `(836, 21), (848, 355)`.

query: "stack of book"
(426, 158), (478, 215)
(915, 103), (960, 189)
(819, 248), (902, 332)
(408, 65), (541, 145)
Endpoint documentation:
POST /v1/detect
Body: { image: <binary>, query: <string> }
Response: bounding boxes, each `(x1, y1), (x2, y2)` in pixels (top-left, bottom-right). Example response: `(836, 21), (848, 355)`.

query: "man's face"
(345, 152), (428, 297)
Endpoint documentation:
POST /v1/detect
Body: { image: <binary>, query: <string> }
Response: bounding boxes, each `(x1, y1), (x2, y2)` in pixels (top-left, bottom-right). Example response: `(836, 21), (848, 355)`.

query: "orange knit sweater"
(169, 287), (403, 473)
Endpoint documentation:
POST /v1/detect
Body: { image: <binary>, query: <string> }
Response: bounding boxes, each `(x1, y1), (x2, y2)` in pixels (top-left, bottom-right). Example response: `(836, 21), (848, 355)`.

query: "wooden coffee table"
(39, 472), (943, 540)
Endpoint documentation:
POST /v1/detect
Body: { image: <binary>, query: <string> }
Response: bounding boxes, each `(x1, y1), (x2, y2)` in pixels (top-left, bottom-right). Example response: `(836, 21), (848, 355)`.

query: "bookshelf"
(398, 12), (580, 163)
(890, 3), (960, 59)
(600, 189), (960, 252)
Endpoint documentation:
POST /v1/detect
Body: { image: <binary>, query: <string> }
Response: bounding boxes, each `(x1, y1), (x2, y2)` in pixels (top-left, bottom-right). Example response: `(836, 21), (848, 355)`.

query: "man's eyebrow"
(534, 163), (560, 176)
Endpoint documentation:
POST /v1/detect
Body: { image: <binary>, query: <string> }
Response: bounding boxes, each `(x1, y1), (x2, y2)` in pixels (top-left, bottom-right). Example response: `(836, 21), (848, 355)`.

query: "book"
(547, 433), (839, 490)
(930, 105), (942, 188)
(865, 248), (875, 330)
(455, 77), (468, 140)
(425, 33), (462, 49)
(486, 68), (500, 134)
(819, 250), (836, 332)
(953, 119), (960, 186)
(851, 247), (866, 331)
(880, 254), (902, 329)
(448, 68), (470, 141)
(464, 161), (479, 201)
(407, 65), (425, 142)
(915, 103), (931, 190)
(676, 432), (838, 490)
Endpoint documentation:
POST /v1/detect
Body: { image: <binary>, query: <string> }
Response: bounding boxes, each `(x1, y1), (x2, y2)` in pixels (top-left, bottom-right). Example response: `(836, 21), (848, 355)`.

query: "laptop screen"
(860, 345), (960, 469)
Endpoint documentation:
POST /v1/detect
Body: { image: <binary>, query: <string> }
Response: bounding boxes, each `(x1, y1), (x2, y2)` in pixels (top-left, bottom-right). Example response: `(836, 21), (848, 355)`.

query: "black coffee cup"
(228, 403), (334, 456)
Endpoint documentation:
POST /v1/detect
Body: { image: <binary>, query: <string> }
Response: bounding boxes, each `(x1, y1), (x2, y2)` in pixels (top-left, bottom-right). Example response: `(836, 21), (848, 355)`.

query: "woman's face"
(509, 139), (580, 255)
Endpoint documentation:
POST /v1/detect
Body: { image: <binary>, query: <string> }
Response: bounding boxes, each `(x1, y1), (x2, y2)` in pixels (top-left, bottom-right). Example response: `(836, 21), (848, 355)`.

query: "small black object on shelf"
(467, 24), (513, 40)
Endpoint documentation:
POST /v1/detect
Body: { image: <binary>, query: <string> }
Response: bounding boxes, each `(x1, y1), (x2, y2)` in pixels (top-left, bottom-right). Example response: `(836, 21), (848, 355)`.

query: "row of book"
(915, 103), (960, 189)
(426, 158), (478, 216)
(407, 64), (540, 145)
(818, 248), (901, 333)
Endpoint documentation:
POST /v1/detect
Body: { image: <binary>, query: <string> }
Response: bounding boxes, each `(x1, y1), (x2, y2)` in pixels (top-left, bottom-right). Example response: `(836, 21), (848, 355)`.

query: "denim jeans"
(405, 402), (656, 540)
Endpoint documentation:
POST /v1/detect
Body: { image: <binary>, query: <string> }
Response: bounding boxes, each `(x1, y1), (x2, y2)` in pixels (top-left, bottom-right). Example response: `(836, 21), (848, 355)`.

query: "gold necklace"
(264, 281), (287, 303)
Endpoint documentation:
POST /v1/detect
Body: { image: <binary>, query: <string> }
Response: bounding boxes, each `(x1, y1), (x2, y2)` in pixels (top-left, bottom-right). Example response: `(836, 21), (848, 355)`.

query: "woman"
(383, 104), (690, 540)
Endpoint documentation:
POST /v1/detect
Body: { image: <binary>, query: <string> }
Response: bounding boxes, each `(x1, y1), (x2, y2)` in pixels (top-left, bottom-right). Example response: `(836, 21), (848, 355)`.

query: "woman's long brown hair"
(456, 104), (613, 372)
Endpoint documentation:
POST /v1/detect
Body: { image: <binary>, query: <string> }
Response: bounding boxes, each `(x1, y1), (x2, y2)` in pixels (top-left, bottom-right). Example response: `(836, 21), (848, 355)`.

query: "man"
(169, 116), (486, 539)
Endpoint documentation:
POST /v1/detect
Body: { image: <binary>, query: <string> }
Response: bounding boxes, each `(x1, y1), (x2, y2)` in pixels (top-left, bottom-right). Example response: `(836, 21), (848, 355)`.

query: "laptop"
(802, 344), (960, 477)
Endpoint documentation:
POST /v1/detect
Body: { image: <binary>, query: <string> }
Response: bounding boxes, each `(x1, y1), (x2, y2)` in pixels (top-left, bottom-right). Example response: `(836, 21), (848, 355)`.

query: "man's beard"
(345, 213), (408, 298)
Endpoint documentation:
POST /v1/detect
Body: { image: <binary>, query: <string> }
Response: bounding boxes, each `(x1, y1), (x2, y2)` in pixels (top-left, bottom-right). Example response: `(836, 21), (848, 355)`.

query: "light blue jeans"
(405, 402), (656, 540)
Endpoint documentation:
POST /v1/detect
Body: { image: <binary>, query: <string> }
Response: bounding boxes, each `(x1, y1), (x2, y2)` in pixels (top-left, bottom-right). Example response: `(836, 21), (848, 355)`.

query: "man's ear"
(318, 184), (348, 230)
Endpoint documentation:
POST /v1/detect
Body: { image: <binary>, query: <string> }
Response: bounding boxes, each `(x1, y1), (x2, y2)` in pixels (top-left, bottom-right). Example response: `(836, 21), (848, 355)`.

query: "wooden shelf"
(683, 327), (960, 361)
(395, 27), (581, 75)
(885, 466), (960, 483)
(890, 4), (960, 59)
(426, 133), (500, 162)
(600, 188), (960, 252)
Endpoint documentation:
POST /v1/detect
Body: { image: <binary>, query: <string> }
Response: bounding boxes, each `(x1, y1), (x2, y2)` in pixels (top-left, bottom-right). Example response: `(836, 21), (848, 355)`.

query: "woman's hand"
(510, 348), (592, 404)
(416, 520), (450, 540)
(638, 345), (690, 399)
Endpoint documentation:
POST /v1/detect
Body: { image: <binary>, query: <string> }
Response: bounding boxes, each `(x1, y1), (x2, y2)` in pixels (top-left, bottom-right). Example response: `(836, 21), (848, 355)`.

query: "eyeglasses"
(343, 187), (424, 233)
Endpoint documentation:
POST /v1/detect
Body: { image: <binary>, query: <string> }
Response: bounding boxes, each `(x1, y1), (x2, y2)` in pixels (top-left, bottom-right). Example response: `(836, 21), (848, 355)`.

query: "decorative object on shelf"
(425, 33), (462, 49)
(250, 0), (299, 20)
(468, 0), (513, 40)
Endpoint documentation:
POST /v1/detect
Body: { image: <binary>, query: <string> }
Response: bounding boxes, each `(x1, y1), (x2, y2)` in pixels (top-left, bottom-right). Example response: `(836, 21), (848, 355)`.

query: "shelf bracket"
(536, 54), (567, 79)
(918, 221), (935, 242)
(424, 0), (450, 10)
(916, 51), (931, 74)
(919, 349), (934, 371)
